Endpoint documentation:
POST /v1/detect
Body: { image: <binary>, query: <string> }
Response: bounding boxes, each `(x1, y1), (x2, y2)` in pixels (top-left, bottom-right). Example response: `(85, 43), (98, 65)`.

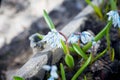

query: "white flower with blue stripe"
(67, 33), (80, 43)
(42, 29), (65, 48)
(107, 10), (120, 28)
(42, 65), (58, 80)
(80, 31), (94, 44)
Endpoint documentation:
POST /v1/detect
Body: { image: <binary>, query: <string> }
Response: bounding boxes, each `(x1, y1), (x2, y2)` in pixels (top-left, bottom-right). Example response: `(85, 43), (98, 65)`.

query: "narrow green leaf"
(65, 54), (74, 68)
(69, 46), (75, 52)
(111, 48), (115, 61)
(92, 49), (107, 63)
(61, 40), (68, 54)
(43, 10), (55, 30)
(93, 5), (103, 19)
(106, 23), (111, 53)
(13, 76), (25, 80)
(60, 63), (66, 80)
(94, 20), (112, 42)
(82, 20), (112, 52)
(37, 33), (43, 39)
(110, 0), (117, 10)
(84, 75), (87, 80)
(73, 44), (88, 60)
(85, 0), (103, 19)
(72, 54), (92, 80)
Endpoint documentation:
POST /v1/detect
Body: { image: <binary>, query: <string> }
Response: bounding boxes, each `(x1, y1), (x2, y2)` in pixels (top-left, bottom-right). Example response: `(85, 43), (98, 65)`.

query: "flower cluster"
(107, 10), (120, 28)
(29, 30), (97, 50)
(67, 31), (95, 45)
(42, 65), (58, 80)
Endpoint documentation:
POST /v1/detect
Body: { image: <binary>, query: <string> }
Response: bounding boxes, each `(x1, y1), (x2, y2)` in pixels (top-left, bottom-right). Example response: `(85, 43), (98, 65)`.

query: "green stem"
(106, 23), (111, 53)
(92, 48), (107, 63)
(82, 20), (112, 52)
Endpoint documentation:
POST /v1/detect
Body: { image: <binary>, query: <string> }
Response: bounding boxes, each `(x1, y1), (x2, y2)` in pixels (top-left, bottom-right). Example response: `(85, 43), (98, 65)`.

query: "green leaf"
(65, 54), (74, 68)
(94, 20), (112, 42)
(37, 33), (43, 39)
(92, 49), (107, 63)
(93, 5), (103, 19)
(72, 54), (92, 80)
(60, 63), (66, 80)
(13, 76), (25, 80)
(69, 46), (75, 52)
(110, 0), (117, 10)
(111, 48), (115, 62)
(61, 39), (68, 54)
(72, 44), (88, 60)
(43, 10), (55, 30)
(106, 23), (111, 53)
(84, 75), (87, 80)
(85, 0), (103, 19)
(82, 20), (112, 52)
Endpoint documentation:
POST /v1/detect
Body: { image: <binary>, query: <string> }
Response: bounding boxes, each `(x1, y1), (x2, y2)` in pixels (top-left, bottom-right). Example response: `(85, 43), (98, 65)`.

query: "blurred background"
(0, 0), (86, 80)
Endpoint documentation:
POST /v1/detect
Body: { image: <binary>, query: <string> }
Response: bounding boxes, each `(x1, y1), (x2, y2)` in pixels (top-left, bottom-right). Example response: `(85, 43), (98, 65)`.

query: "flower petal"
(42, 29), (65, 48)
(42, 65), (51, 71)
(50, 71), (58, 79)
(68, 33), (80, 43)
(80, 31), (94, 44)
(107, 10), (120, 28)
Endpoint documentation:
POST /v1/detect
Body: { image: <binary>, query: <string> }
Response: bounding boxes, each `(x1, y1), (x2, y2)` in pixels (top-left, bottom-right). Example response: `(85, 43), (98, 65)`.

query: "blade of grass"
(111, 48), (115, 62)
(110, 0), (117, 10)
(73, 43), (88, 60)
(60, 63), (66, 80)
(43, 10), (55, 30)
(106, 22), (111, 52)
(84, 75), (87, 80)
(92, 49), (107, 63)
(106, 23), (113, 62)
(61, 40), (69, 54)
(69, 46), (75, 52)
(72, 54), (92, 80)
(13, 76), (25, 80)
(85, 0), (103, 19)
